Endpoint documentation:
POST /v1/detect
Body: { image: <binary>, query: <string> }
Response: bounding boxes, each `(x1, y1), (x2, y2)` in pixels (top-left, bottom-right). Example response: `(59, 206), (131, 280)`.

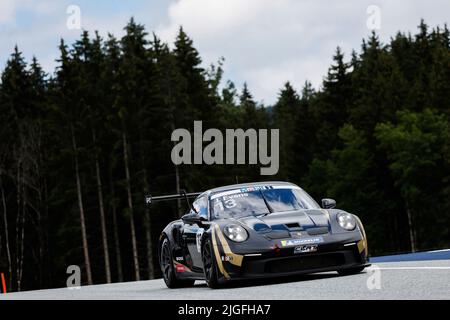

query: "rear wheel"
(337, 266), (365, 276)
(160, 238), (195, 288)
(202, 239), (221, 289)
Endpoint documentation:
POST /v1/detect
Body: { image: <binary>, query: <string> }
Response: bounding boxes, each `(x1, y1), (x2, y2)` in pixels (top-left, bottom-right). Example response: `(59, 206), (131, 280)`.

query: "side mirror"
(181, 213), (206, 225)
(321, 198), (336, 209)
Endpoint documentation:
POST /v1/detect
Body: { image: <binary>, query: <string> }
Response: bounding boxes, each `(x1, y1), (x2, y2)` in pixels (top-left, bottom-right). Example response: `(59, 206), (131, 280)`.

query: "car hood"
(237, 209), (330, 233)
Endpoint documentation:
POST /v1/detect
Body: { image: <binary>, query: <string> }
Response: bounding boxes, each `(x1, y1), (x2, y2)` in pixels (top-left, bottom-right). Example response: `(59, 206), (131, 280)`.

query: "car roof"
(206, 181), (297, 195)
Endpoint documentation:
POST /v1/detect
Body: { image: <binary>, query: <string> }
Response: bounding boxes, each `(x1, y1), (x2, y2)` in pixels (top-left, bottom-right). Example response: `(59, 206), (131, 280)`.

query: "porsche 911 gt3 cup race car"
(146, 182), (369, 289)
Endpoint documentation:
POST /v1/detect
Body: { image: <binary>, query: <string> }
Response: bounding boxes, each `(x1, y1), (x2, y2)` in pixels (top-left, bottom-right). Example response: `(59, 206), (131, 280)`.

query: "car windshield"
(210, 185), (320, 219)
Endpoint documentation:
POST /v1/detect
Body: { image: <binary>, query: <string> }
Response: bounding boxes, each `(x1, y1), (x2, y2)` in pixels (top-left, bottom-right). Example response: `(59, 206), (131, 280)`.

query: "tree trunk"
(139, 131), (154, 280)
(15, 158), (22, 291)
(36, 176), (44, 288)
(34, 122), (44, 288)
(405, 198), (416, 253)
(166, 70), (182, 217)
(141, 165), (154, 279)
(122, 131), (140, 281)
(143, 209), (154, 279)
(71, 125), (93, 285)
(109, 170), (123, 282)
(170, 123), (182, 217)
(42, 175), (50, 287)
(93, 130), (111, 283)
(18, 176), (25, 292)
(37, 128), (49, 288)
(0, 175), (12, 290)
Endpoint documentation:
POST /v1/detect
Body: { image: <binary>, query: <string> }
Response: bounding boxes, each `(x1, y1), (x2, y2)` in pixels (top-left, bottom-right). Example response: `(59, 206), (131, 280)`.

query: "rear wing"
(145, 190), (202, 206)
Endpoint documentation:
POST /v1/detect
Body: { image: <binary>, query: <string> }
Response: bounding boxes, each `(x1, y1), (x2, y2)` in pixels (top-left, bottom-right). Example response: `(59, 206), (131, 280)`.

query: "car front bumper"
(211, 225), (369, 282)
(235, 244), (369, 280)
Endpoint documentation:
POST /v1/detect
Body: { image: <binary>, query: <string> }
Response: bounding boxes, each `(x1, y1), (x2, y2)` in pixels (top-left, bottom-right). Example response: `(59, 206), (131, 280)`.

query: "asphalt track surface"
(1, 259), (449, 300)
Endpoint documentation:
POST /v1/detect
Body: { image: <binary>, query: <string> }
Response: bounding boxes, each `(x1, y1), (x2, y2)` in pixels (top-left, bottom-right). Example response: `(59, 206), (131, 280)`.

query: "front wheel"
(202, 238), (221, 289)
(160, 238), (195, 288)
(337, 266), (366, 276)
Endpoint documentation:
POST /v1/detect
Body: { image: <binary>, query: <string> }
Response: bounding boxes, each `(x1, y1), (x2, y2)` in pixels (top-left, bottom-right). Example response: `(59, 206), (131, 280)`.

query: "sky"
(1, 0), (449, 105)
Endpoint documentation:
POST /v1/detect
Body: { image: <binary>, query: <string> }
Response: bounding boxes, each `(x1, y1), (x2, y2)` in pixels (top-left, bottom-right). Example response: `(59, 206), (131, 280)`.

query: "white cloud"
(2, 0), (450, 104)
(0, 0), (18, 23)
(156, 0), (450, 104)
(0, 0), (57, 23)
(155, 0), (364, 103)
(0, 1), (131, 73)
(0, 1), (170, 73)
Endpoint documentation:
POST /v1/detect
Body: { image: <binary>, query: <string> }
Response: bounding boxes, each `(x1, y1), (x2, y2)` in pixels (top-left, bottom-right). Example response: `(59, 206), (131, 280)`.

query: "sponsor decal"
(290, 231), (305, 238)
(224, 193), (249, 200)
(294, 245), (318, 254)
(175, 256), (184, 261)
(175, 264), (186, 273)
(239, 185), (273, 193)
(280, 236), (324, 247)
(211, 185), (301, 200)
(221, 255), (234, 262)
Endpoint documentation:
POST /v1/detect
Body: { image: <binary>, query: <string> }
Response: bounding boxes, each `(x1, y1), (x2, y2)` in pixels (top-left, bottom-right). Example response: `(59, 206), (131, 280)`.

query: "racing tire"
(337, 266), (366, 276)
(202, 238), (222, 289)
(160, 238), (195, 288)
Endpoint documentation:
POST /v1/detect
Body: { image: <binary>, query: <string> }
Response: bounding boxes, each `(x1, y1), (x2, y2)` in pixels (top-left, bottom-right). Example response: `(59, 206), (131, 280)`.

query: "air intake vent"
(285, 223), (301, 230)
(264, 230), (290, 240)
(307, 227), (329, 235)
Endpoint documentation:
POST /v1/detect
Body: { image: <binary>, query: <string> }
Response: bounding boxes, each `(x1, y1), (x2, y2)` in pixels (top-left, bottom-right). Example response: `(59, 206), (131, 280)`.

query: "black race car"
(147, 182), (369, 289)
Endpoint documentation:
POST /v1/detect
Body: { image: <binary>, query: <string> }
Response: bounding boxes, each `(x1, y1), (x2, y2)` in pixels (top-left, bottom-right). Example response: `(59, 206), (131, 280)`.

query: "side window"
(192, 196), (208, 220)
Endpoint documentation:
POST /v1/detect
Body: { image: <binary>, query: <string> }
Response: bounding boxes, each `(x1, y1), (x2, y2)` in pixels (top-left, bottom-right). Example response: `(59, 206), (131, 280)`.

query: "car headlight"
(337, 212), (356, 231)
(223, 224), (248, 242)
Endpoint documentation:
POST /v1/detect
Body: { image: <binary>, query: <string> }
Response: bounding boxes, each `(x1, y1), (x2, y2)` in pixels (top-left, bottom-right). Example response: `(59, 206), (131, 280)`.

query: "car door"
(182, 196), (208, 270)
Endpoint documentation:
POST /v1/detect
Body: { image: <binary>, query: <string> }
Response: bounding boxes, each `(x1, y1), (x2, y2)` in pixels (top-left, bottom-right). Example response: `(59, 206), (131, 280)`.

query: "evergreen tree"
(273, 82), (302, 180)
(54, 39), (93, 285)
(312, 47), (352, 158)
